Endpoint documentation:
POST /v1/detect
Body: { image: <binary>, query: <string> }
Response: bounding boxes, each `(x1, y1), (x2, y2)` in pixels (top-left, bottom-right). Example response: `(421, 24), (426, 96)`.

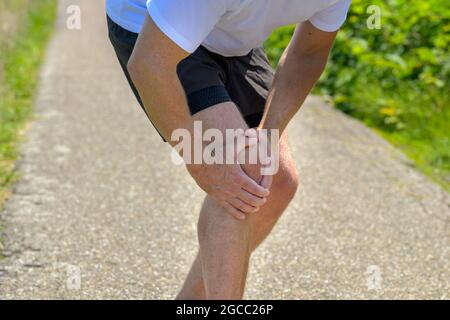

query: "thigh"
(191, 101), (260, 184)
(191, 101), (248, 132)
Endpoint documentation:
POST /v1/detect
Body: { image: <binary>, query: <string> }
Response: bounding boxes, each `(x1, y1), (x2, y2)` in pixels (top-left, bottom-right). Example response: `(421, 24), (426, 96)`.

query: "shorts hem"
(187, 86), (232, 115)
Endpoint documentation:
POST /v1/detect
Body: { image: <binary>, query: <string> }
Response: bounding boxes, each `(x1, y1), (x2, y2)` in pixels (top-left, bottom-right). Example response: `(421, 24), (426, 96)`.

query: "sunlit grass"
(0, 0), (57, 206)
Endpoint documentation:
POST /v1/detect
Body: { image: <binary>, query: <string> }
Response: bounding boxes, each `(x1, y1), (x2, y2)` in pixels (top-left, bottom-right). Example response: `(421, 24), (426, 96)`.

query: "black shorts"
(107, 15), (274, 132)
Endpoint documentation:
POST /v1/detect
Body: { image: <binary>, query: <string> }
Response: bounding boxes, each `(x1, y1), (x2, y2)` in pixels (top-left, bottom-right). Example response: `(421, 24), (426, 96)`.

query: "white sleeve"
(309, 0), (352, 32)
(147, 0), (229, 53)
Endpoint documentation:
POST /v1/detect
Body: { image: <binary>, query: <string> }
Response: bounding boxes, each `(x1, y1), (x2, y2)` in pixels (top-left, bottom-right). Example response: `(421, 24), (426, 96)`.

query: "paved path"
(1, 0), (449, 299)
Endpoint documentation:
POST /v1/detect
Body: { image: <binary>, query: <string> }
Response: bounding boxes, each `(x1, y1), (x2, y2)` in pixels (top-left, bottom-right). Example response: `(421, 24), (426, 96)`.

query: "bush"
(265, 0), (450, 190)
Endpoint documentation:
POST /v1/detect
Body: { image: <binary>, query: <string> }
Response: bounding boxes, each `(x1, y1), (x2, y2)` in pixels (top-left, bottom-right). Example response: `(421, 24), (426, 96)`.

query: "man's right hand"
(186, 161), (270, 220)
(186, 129), (274, 220)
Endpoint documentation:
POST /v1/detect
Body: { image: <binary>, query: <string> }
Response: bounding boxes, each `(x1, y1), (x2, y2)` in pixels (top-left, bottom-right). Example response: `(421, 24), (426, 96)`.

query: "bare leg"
(199, 196), (254, 299)
(176, 253), (206, 300)
(176, 103), (298, 299)
(177, 136), (297, 300)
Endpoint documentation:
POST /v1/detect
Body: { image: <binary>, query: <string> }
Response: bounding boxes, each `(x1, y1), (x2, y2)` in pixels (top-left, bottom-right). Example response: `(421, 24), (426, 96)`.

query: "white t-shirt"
(106, 0), (351, 57)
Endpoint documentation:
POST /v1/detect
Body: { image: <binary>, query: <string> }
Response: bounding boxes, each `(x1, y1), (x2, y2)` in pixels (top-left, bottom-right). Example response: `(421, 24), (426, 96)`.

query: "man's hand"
(186, 129), (273, 220)
(186, 161), (269, 220)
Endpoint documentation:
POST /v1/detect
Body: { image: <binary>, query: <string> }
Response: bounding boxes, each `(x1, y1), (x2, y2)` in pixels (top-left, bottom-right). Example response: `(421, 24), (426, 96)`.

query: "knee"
(271, 165), (299, 202)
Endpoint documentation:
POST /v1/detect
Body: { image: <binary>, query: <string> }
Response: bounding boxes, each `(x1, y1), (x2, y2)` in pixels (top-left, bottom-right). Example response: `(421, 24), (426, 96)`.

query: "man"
(106, 0), (351, 299)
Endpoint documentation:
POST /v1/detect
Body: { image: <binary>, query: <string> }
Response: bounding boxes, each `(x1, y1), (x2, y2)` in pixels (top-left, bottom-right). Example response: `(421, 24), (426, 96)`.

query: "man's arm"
(127, 15), (192, 143)
(260, 21), (338, 132)
(127, 15), (269, 219)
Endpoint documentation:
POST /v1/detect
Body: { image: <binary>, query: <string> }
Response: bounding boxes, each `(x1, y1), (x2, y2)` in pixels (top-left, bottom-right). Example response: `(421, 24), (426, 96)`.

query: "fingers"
(240, 176), (270, 197)
(236, 189), (267, 208)
(228, 166), (269, 197)
(220, 201), (246, 220)
(227, 198), (258, 214)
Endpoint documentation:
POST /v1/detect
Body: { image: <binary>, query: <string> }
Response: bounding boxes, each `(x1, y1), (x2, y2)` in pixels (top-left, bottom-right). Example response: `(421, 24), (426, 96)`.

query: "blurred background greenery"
(265, 0), (450, 191)
(0, 0), (57, 205)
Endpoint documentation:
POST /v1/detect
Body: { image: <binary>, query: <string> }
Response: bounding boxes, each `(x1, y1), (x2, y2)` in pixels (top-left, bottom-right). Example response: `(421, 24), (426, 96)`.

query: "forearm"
(129, 60), (193, 145)
(260, 46), (328, 133)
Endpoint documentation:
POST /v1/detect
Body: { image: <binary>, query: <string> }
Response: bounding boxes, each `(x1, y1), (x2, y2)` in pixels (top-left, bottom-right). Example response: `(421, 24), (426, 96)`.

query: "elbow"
(127, 56), (157, 92)
(127, 55), (173, 89)
(127, 53), (156, 89)
(127, 56), (142, 86)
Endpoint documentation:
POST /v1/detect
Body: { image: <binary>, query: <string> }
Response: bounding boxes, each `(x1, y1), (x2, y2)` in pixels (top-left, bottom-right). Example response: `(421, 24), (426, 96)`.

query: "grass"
(328, 76), (450, 192)
(0, 0), (57, 207)
(265, 28), (450, 193)
(326, 84), (449, 193)
(379, 127), (450, 193)
(0, 0), (57, 254)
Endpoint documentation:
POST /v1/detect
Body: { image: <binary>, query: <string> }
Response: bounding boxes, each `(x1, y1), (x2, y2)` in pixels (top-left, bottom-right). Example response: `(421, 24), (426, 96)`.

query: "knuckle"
(248, 195), (265, 207)
(252, 196), (263, 204)
(242, 194), (257, 206)
(247, 199), (258, 207)
(222, 184), (235, 195)
(221, 189), (233, 199)
(232, 173), (244, 185)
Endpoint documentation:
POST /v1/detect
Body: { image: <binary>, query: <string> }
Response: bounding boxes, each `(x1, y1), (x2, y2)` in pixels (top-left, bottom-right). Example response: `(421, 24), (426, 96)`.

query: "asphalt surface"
(0, 0), (449, 299)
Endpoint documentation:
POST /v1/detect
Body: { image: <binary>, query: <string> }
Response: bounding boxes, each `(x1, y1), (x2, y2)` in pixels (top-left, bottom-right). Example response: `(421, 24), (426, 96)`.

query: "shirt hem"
(106, 11), (143, 34)
(147, 0), (197, 53)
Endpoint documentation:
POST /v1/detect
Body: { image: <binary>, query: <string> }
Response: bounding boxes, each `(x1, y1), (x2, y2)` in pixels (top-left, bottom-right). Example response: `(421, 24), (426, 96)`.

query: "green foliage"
(0, 0), (57, 203)
(265, 0), (450, 191)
